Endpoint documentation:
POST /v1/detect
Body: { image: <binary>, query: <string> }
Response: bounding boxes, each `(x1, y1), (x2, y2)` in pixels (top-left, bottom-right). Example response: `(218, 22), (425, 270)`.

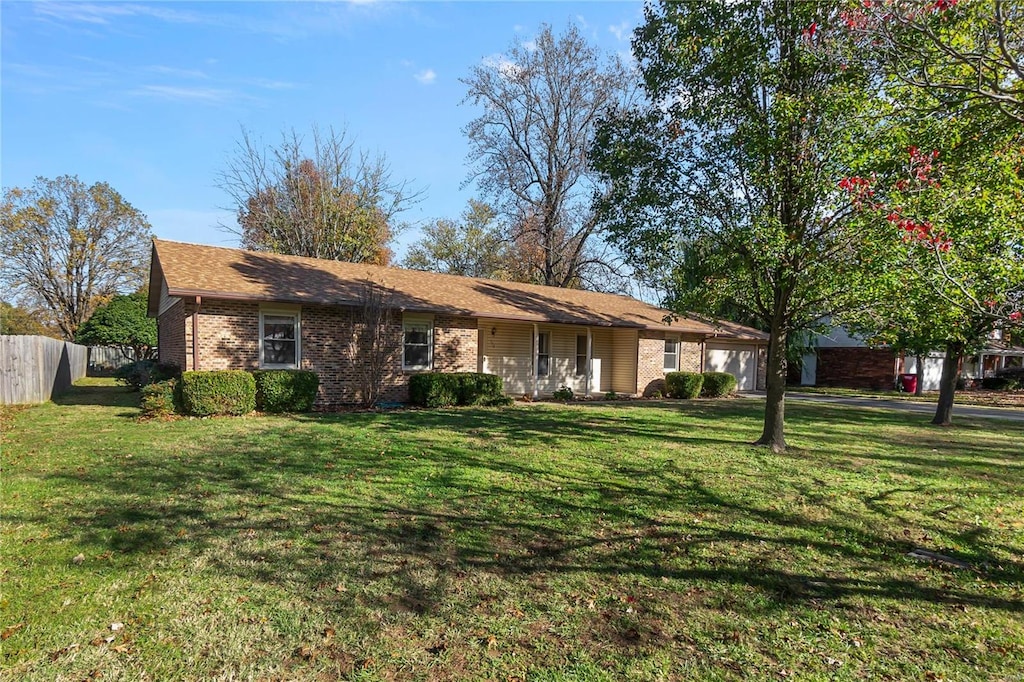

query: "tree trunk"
(914, 353), (924, 396)
(755, 324), (787, 453)
(932, 341), (963, 426)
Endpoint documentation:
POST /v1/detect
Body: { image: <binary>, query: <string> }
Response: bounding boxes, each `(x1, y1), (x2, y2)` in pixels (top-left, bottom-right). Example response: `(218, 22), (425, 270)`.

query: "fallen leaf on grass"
(1, 623), (25, 640)
(49, 643), (79, 661)
(72, 553), (85, 565)
(110, 622), (124, 632)
(110, 644), (131, 654)
(323, 627), (336, 642)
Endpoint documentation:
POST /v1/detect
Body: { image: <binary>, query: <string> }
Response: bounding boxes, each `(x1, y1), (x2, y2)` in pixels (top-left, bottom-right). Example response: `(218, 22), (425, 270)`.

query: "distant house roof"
(148, 239), (768, 341)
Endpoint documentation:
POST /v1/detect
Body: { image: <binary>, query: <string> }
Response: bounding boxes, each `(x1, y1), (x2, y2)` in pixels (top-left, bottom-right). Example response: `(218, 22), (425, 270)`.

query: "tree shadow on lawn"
(28, 407), (1024, 623)
(53, 382), (139, 414)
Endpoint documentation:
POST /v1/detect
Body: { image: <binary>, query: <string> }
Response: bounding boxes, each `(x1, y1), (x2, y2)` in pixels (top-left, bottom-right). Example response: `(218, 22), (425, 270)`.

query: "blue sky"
(2, 0), (643, 259)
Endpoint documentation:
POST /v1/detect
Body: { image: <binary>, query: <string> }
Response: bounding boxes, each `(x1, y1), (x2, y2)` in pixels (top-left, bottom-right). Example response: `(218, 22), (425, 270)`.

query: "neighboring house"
(147, 240), (769, 408)
(798, 325), (1024, 391)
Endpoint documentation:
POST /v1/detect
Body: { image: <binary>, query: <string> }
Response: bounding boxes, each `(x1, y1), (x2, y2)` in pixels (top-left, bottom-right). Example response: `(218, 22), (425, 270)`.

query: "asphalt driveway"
(744, 392), (1024, 423)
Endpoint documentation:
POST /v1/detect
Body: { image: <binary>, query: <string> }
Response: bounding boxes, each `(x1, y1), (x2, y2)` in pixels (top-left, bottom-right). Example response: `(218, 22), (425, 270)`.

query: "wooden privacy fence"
(0, 335), (88, 405)
(87, 345), (136, 375)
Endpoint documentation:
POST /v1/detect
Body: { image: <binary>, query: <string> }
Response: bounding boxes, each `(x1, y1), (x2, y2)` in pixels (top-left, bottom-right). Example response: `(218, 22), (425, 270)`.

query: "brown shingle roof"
(149, 239), (768, 340)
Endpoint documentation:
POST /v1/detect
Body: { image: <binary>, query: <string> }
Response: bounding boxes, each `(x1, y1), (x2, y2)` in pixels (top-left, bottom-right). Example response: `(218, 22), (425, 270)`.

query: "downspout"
(586, 328), (593, 397)
(532, 323), (539, 399)
(191, 296), (201, 371)
(700, 336), (708, 372)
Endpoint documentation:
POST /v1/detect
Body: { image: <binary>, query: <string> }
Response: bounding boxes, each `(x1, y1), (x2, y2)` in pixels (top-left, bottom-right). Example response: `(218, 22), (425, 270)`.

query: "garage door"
(704, 343), (757, 391)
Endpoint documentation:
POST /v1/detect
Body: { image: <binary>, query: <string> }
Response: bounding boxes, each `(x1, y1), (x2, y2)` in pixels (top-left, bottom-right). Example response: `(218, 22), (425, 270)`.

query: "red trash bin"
(899, 373), (918, 393)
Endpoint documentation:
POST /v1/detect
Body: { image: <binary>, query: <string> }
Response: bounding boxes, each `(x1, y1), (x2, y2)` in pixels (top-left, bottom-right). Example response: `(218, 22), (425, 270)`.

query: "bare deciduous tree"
(218, 126), (421, 264)
(348, 283), (401, 407)
(462, 24), (632, 289)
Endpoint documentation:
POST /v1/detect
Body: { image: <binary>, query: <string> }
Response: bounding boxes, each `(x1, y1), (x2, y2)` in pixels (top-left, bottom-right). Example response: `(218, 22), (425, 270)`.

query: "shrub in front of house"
(666, 371), (704, 399)
(701, 371), (738, 398)
(115, 360), (181, 391)
(253, 370), (319, 412)
(981, 375), (1021, 391)
(180, 370), (256, 416)
(552, 385), (574, 402)
(140, 379), (181, 419)
(409, 372), (505, 408)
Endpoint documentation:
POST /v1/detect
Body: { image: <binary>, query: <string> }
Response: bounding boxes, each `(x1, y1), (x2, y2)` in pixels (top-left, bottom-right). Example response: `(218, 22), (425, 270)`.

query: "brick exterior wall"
(157, 299), (188, 370)
(815, 347), (896, 390)
(433, 315), (479, 372)
(636, 330), (703, 396)
(679, 341), (702, 373)
(156, 299), (479, 408)
(194, 300), (260, 372)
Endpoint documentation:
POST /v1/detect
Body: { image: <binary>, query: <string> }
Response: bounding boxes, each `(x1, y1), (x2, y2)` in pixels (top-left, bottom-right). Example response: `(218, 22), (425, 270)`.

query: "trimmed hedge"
(140, 379), (180, 419)
(701, 371), (737, 398)
(115, 360), (181, 391)
(180, 370), (256, 416)
(254, 370), (319, 412)
(409, 372), (505, 407)
(981, 376), (1020, 391)
(665, 371), (704, 399)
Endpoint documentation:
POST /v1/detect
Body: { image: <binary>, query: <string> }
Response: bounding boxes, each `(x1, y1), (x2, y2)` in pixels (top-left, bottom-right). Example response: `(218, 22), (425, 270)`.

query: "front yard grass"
(2, 381), (1022, 680)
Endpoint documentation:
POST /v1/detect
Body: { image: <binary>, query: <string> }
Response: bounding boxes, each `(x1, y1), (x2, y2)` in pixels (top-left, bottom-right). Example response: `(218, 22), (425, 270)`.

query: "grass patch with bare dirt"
(2, 380), (1022, 681)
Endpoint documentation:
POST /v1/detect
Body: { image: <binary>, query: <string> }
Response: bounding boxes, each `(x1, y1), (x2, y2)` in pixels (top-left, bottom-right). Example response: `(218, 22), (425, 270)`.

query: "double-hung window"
(575, 334), (588, 377)
(260, 310), (300, 368)
(664, 338), (679, 372)
(537, 332), (550, 377)
(403, 317), (432, 371)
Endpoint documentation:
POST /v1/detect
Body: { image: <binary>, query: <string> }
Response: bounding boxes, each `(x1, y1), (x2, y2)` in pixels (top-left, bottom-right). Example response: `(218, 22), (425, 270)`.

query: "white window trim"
(575, 334), (588, 377)
(403, 315), (434, 372)
(259, 306), (301, 369)
(537, 331), (551, 377)
(664, 336), (679, 372)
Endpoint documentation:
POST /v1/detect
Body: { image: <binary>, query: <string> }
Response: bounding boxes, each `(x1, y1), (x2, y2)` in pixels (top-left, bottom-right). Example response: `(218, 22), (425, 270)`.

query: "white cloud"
(31, 0), (400, 41)
(609, 21), (631, 42)
(34, 2), (203, 26)
(521, 39), (537, 52)
(414, 69), (437, 85)
(147, 65), (209, 80)
(133, 85), (244, 104)
(482, 54), (521, 80)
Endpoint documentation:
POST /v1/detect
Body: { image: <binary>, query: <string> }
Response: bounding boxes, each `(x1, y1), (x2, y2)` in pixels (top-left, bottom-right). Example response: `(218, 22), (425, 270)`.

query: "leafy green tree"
(841, 0), (1023, 124)
(0, 300), (58, 337)
(1, 176), (152, 340)
(832, 0), (1024, 423)
(592, 0), (884, 452)
(839, 121), (1023, 423)
(402, 200), (509, 278)
(75, 292), (157, 361)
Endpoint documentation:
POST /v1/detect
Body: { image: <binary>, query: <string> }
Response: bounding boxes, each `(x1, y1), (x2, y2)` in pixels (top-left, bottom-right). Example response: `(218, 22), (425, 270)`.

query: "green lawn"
(2, 381), (1023, 681)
